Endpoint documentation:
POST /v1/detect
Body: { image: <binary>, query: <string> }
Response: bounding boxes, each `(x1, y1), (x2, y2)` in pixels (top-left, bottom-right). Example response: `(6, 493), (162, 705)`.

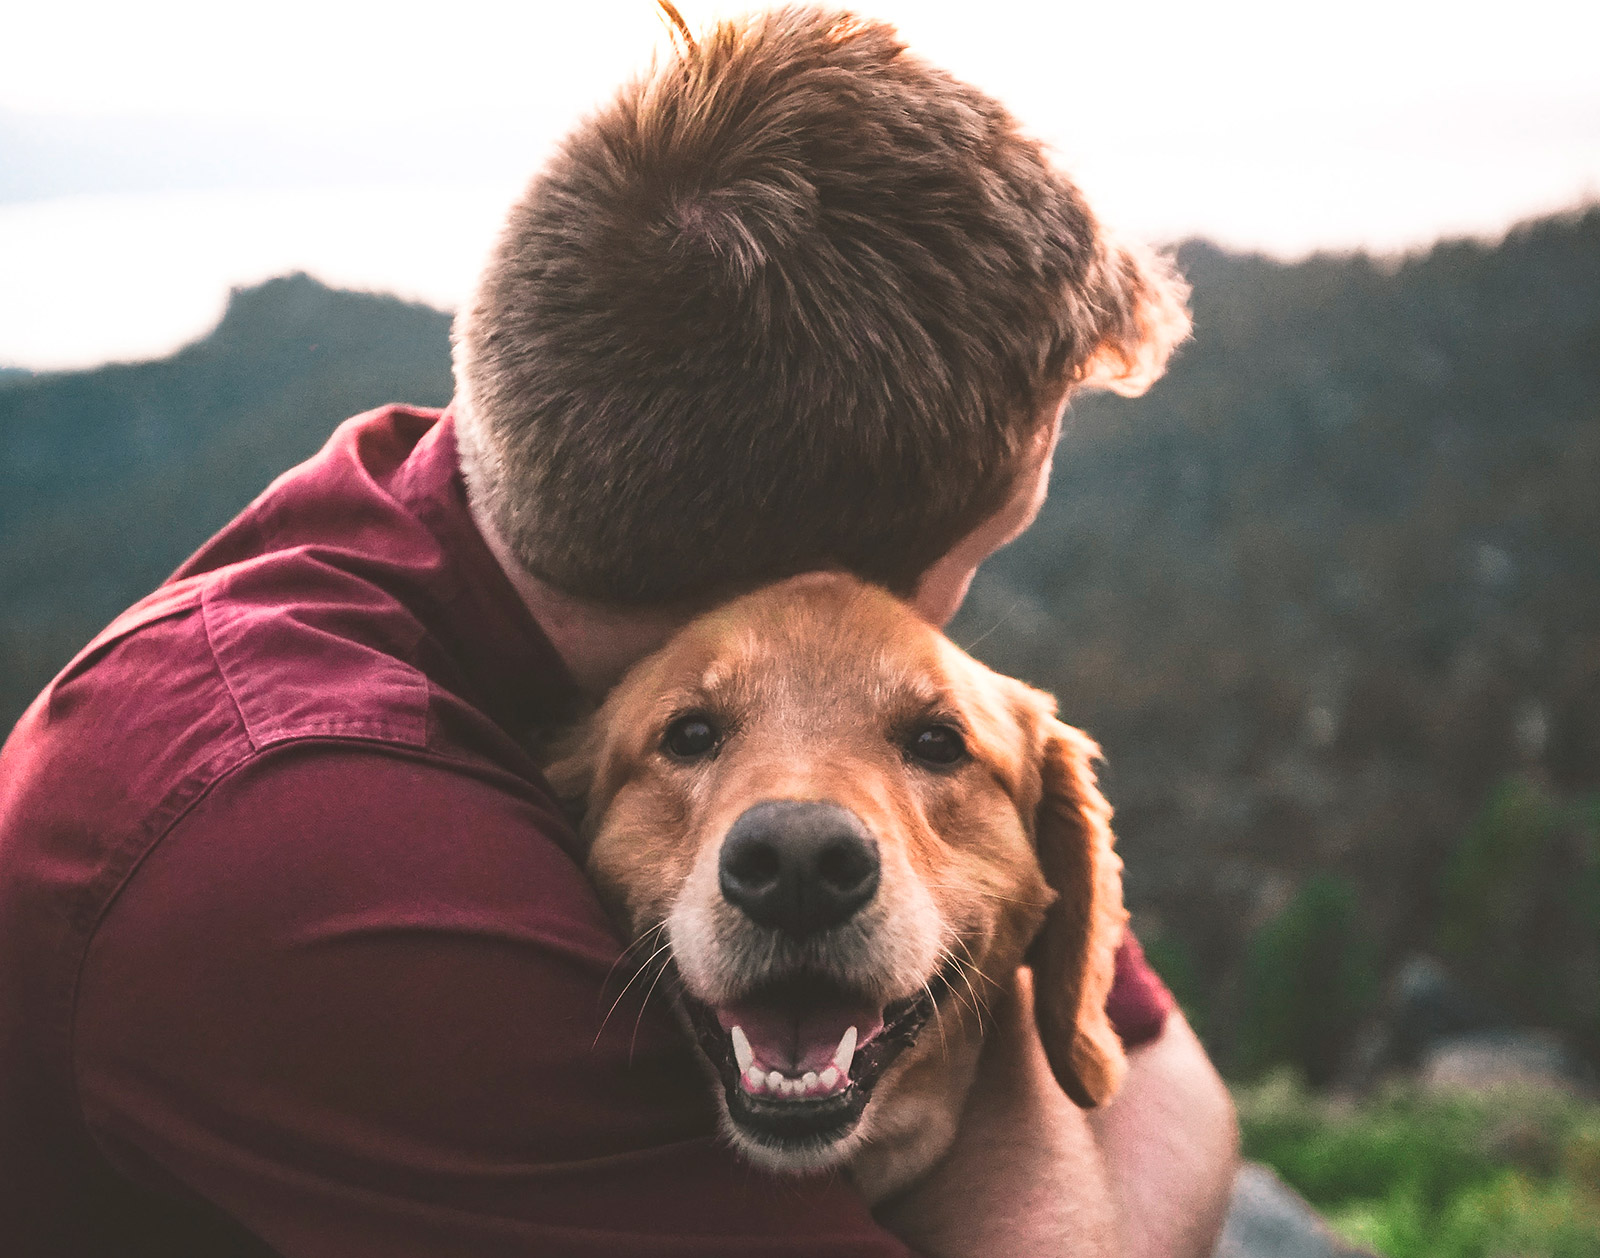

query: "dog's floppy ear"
(1029, 720), (1129, 1107)
(1074, 237), (1191, 399)
(538, 721), (603, 830)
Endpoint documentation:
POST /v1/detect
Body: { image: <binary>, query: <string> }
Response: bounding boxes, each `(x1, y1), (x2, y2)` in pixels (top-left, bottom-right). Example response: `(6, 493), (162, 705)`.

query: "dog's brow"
(698, 662), (733, 693)
(872, 659), (955, 716)
(653, 662), (757, 720)
(649, 687), (717, 722)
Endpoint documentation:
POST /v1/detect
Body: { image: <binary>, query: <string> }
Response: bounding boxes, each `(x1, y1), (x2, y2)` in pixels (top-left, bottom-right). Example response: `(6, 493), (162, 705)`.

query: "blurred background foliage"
(3, 206), (1599, 1255)
(1433, 780), (1600, 1054)
(1237, 874), (1383, 1087)
(1238, 1075), (1600, 1256)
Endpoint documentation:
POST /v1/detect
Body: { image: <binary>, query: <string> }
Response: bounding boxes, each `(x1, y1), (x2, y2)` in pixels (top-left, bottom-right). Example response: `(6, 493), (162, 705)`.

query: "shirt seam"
(199, 581), (256, 751)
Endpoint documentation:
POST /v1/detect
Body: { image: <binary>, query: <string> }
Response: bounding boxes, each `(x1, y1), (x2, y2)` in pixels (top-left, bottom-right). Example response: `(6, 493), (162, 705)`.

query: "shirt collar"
(396, 411), (585, 738)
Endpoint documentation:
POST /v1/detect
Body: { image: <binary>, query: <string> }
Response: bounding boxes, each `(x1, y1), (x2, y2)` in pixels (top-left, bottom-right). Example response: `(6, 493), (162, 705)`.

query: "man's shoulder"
(4, 573), (252, 844)
(0, 402), (565, 998)
(164, 402), (452, 753)
(11, 402), (528, 787)
(6, 523), (439, 824)
(194, 540), (434, 753)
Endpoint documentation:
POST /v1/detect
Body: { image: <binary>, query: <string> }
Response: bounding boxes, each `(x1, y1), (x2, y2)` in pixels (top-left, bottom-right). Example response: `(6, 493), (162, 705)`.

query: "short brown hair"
(454, 4), (1188, 606)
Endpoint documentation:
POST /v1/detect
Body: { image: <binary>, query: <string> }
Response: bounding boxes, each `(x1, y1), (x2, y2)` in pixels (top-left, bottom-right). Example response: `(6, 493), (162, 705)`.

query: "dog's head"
(547, 573), (1126, 1181)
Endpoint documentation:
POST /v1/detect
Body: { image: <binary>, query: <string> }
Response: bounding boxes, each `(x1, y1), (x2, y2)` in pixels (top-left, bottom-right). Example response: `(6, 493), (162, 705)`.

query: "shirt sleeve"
(73, 742), (912, 1258)
(1105, 932), (1175, 1050)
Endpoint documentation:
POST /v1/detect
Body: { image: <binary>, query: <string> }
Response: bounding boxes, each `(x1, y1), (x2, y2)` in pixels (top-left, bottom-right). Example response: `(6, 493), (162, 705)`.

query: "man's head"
(454, 4), (1189, 611)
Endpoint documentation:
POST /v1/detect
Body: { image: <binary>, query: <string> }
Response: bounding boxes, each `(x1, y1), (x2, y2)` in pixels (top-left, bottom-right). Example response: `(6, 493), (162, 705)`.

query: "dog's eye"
(906, 724), (968, 767)
(662, 714), (721, 760)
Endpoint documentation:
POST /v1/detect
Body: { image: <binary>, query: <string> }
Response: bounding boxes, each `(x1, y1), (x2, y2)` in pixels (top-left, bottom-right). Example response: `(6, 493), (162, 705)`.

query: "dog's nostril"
(719, 801), (881, 936)
(723, 840), (782, 891)
(816, 840), (874, 893)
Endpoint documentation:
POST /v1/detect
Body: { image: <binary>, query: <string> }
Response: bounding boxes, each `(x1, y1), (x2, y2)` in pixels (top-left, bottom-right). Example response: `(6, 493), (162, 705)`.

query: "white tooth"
(801, 1071), (819, 1091)
(818, 1066), (840, 1089)
(766, 1070), (784, 1091)
(832, 1026), (858, 1076)
(730, 1026), (754, 1074)
(781, 1078), (797, 1096)
(745, 1066), (766, 1091)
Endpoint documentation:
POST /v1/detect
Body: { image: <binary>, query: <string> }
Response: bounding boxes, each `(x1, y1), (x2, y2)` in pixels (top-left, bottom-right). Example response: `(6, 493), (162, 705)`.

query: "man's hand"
(875, 969), (1238, 1258)
(873, 968), (1119, 1258)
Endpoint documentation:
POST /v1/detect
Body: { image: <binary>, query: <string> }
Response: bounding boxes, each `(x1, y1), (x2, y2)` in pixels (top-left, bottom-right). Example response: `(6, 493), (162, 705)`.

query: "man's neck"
(468, 498), (689, 697)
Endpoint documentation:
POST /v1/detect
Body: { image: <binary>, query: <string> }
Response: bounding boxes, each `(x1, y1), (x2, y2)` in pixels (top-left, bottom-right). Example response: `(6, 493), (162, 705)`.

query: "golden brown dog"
(546, 572), (1128, 1202)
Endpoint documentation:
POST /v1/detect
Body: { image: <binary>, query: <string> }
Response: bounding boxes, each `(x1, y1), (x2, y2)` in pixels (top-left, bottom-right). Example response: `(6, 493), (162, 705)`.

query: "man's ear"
(1075, 237), (1192, 398)
(1028, 720), (1129, 1107)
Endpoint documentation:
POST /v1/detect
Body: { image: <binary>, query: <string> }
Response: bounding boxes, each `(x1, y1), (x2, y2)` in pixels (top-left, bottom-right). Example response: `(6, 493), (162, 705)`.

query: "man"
(0, 8), (1235, 1255)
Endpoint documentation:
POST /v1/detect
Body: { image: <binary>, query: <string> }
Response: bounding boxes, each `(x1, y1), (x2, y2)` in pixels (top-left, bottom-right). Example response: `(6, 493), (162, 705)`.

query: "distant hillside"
(950, 209), (1600, 1075)
(0, 273), (452, 724)
(3, 213), (1597, 1081)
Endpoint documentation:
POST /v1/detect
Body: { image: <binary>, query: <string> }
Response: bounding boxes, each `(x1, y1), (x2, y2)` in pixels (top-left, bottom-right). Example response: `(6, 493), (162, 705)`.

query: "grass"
(1234, 1073), (1600, 1258)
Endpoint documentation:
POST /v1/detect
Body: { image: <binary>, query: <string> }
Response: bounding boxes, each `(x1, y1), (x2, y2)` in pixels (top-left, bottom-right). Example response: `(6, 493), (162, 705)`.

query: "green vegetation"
(1238, 875), (1382, 1085)
(1238, 1074), (1600, 1258)
(1136, 926), (1211, 1040)
(1436, 780), (1600, 1057)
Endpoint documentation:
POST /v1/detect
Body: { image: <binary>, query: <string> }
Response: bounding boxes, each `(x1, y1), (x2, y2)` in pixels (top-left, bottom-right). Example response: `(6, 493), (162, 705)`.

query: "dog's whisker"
(948, 935), (1003, 992)
(593, 935), (674, 1050)
(940, 943), (994, 1031)
(938, 964), (981, 1023)
(924, 882), (1055, 909)
(959, 968), (992, 1026)
(628, 950), (679, 1066)
(594, 957), (672, 1053)
(957, 953), (996, 1016)
(935, 945), (982, 1025)
(923, 979), (949, 1062)
(959, 599), (1022, 653)
(599, 921), (669, 995)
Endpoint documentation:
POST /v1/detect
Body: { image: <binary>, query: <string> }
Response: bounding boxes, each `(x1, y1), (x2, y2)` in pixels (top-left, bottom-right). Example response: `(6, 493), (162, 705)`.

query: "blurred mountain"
(3, 210), (1597, 1079)
(950, 207), (1600, 1076)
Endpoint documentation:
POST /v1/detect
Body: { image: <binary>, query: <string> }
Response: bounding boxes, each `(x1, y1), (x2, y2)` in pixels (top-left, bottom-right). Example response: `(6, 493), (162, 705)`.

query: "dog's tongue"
(716, 994), (884, 1074)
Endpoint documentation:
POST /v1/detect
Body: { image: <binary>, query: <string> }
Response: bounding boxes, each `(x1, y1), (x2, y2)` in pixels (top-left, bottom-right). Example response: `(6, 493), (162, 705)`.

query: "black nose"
(718, 801), (880, 936)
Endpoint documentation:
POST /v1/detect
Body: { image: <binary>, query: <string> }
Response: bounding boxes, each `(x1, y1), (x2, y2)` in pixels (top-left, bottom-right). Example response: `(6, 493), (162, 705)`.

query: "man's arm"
(1089, 1012), (1240, 1258)
(874, 968), (1118, 1257)
(875, 972), (1237, 1258)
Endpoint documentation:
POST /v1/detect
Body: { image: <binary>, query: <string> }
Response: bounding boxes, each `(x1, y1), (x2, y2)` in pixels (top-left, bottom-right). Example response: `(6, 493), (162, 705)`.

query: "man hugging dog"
(0, 6), (1236, 1255)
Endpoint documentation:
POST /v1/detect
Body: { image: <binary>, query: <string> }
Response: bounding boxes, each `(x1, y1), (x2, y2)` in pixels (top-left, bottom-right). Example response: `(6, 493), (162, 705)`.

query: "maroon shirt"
(0, 406), (1171, 1256)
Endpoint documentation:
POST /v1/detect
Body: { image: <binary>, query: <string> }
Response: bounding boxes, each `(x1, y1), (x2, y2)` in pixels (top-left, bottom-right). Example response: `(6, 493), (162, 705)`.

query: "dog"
(545, 571), (1128, 1203)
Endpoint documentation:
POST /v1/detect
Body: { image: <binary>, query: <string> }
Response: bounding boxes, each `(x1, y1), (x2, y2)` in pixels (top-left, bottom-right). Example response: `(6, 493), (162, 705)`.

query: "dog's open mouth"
(680, 967), (952, 1153)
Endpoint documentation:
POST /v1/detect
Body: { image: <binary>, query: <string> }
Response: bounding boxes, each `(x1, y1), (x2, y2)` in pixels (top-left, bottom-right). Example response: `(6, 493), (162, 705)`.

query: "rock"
(1384, 955), (1508, 1067)
(1342, 953), (1509, 1087)
(1214, 1163), (1377, 1258)
(1420, 1028), (1593, 1094)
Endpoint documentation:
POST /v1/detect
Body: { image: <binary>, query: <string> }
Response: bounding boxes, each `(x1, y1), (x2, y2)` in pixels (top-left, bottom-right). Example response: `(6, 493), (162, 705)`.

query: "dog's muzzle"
(677, 799), (945, 1159)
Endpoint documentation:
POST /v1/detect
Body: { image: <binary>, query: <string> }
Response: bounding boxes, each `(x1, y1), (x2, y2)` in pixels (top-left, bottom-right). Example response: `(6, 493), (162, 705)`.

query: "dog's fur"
(546, 572), (1127, 1202)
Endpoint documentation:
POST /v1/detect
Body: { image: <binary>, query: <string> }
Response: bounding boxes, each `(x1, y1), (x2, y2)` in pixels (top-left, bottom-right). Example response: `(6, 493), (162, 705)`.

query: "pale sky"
(4, 0), (1599, 369)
